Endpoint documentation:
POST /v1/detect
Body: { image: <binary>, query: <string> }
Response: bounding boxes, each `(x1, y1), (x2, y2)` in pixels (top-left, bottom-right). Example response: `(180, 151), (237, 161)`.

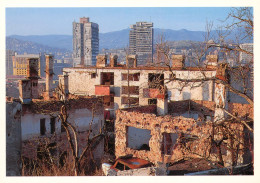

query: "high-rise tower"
(129, 22), (153, 66)
(73, 17), (99, 66)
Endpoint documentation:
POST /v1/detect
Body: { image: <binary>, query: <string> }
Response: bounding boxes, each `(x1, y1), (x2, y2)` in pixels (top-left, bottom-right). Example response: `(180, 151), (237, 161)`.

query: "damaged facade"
(112, 58), (253, 169)
(7, 54), (105, 176)
(115, 101), (253, 167)
(62, 54), (219, 118)
(21, 97), (104, 161)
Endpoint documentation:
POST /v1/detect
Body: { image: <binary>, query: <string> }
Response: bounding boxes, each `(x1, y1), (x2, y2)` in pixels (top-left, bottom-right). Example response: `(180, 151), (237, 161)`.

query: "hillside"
(6, 37), (72, 59)
(8, 28), (211, 51)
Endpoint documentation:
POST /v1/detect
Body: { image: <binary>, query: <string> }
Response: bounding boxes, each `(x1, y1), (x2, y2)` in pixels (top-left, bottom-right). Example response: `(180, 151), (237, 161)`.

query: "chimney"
(216, 63), (228, 81)
(110, 54), (118, 67)
(19, 79), (32, 104)
(27, 58), (39, 78)
(96, 54), (107, 67)
(172, 55), (185, 69)
(27, 58), (39, 99)
(44, 55), (54, 100)
(58, 74), (69, 100)
(126, 55), (137, 68)
(206, 55), (218, 69)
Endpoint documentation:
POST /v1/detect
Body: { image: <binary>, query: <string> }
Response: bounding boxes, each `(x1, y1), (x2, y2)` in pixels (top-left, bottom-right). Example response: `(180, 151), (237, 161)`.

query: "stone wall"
(108, 166), (167, 176)
(115, 106), (246, 167)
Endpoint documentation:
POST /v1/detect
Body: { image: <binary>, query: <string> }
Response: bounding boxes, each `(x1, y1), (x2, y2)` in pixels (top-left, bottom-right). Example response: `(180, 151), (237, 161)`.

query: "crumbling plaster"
(115, 101), (250, 167)
(63, 67), (216, 109)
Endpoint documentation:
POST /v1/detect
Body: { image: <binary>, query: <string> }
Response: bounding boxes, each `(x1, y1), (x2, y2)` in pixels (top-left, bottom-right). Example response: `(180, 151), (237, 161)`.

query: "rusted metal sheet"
(95, 85), (110, 96)
(111, 157), (151, 171)
(143, 88), (165, 99)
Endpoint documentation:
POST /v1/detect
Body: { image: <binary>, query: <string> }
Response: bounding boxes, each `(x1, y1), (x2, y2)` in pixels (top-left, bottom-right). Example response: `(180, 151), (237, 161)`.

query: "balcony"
(143, 88), (165, 99)
(95, 85), (110, 96)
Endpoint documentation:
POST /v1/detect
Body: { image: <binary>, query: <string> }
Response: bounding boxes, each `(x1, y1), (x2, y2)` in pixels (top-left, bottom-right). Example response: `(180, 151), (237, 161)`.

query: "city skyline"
(6, 7), (234, 36)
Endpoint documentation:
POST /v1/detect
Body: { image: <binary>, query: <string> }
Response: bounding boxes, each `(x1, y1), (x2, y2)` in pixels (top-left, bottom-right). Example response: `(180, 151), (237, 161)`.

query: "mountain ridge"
(8, 28), (212, 51)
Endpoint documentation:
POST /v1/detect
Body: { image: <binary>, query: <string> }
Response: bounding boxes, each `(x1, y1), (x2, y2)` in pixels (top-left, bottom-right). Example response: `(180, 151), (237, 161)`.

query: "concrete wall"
(6, 101), (22, 176)
(63, 67), (216, 110)
(21, 98), (105, 162)
(21, 107), (103, 141)
(21, 113), (61, 141)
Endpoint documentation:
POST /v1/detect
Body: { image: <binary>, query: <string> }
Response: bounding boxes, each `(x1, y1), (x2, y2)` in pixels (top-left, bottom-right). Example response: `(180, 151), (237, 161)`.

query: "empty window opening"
(148, 99), (157, 105)
(127, 126), (151, 151)
(161, 133), (178, 155)
(50, 117), (55, 134)
(122, 86), (139, 95)
(40, 118), (46, 135)
(169, 73), (176, 80)
(122, 97), (139, 105)
(32, 82), (38, 87)
(91, 73), (96, 78)
(103, 95), (114, 107)
(101, 72), (114, 85)
(122, 73), (140, 81)
(148, 73), (164, 89)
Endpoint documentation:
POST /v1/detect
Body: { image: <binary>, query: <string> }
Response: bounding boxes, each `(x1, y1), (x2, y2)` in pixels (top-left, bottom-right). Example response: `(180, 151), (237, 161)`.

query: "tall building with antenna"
(129, 22), (154, 66)
(72, 17), (99, 67)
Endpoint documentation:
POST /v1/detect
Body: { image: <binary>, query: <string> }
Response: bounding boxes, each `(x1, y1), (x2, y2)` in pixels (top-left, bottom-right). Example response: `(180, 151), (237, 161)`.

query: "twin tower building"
(72, 17), (153, 67)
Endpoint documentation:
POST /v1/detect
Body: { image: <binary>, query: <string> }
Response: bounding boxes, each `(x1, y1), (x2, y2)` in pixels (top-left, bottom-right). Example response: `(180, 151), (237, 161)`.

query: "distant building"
(12, 53), (41, 76)
(129, 22), (153, 66)
(39, 52), (47, 78)
(240, 43), (253, 64)
(73, 17), (99, 67)
(6, 50), (15, 76)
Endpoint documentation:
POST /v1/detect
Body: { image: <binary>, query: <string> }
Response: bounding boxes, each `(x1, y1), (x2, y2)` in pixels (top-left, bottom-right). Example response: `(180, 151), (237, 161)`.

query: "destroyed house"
(18, 97), (104, 161)
(115, 100), (253, 169)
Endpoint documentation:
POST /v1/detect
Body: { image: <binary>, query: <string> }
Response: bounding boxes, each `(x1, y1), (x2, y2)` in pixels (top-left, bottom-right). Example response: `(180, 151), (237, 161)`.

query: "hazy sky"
(6, 7), (233, 36)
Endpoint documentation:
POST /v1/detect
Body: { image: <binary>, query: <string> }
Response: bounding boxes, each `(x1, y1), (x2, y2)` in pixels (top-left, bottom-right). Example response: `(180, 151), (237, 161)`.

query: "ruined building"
(114, 62), (253, 169)
(7, 55), (104, 176)
(114, 100), (253, 169)
(58, 53), (253, 171)
(73, 17), (99, 67)
(62, 54), (221, 118)
(129, 22), (153, 66)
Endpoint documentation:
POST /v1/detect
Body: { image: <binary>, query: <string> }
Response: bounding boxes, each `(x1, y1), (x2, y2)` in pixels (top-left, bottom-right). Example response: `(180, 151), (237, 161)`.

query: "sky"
(6, 7), (233, 36)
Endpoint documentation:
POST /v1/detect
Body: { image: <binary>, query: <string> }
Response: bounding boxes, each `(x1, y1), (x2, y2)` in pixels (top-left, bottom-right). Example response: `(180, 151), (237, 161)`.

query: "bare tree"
(21, 86), (105, 176)
(148, 7), (253, 171)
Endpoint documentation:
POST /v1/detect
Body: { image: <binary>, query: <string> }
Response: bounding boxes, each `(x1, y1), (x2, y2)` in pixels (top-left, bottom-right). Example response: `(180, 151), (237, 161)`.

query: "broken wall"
(115, 105), (247, 167)
(6, 101), (22, 176)
(21, 97), (104, 161)
(63, 67), (217, 111)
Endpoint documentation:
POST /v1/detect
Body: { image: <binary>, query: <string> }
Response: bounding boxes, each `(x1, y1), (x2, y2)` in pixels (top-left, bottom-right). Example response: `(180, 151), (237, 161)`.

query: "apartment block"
(73, 17), (99, 67)
(239, 43), (253, 64)
(129, 22), (153, 66)
(12, 53), (41, 76)
(62, 54), (217, 118)
(6, 50), (15, 75)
